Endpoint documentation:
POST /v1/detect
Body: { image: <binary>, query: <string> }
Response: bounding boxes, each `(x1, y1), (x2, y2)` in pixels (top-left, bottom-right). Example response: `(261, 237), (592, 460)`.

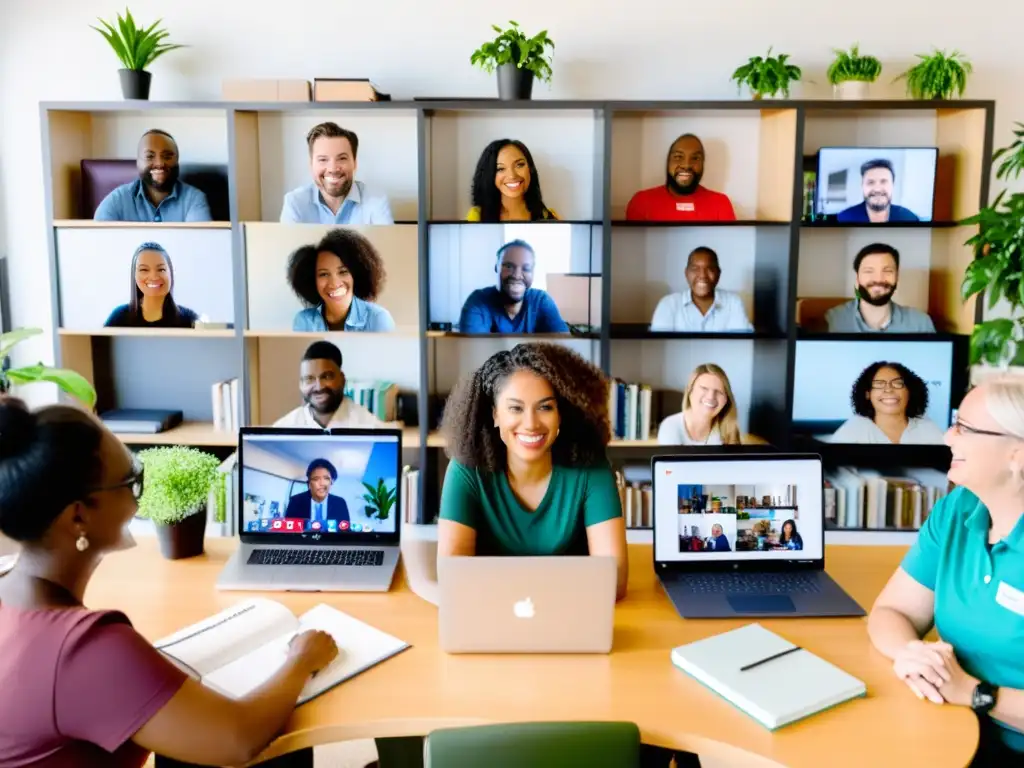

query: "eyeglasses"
(88, 458), (145, 500)
(870, 378), (906, 390)
(952, 419), (1012, 438)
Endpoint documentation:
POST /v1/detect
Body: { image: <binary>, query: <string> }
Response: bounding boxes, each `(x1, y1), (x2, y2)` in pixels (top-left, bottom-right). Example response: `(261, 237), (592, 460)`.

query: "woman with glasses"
(0, 399), (335, 767)
(829, 360), (945, 444)
(867, 375), (1024, 764)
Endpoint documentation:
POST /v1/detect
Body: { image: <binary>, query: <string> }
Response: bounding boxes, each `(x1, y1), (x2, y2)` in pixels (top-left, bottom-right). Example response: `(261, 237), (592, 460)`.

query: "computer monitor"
(237, 427), (401, 545)
(815, 147), (938, 222)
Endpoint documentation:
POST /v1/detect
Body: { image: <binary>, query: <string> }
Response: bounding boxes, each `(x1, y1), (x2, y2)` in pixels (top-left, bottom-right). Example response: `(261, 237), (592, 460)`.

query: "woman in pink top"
(0, 399), (337, 767)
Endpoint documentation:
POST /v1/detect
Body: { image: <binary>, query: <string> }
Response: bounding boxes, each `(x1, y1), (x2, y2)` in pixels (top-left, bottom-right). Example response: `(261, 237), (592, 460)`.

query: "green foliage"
(0, 328), (96, 407)
(894, 49), (972, 100)
(91, 7), (184, 71)
(993, 122), (1024, 183)
(137, 446), (220, 525)
(730, 48), (802, 99)
(827, 44), (882, 85)
(361, 478), (397, 521)
(470, 21), (555, 84)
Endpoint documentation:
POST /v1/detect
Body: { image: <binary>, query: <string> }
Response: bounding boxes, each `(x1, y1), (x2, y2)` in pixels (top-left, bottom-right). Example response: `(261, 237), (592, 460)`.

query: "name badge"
(995, 581), (1024, 617)
(676, 202), (695, 212)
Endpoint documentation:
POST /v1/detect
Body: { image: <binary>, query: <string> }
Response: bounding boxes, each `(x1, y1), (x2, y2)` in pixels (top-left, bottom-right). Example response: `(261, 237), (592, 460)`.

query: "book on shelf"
(154, 598), (410, 704)
(345, 380), (399, 422)
(402, 464), (421, 524)
(608, 379), (653, 441)
(824, 467), (951, 530)
(211, 378), (239, 432)
(615, 464), (653, 528)
(101, 408), (183, 434)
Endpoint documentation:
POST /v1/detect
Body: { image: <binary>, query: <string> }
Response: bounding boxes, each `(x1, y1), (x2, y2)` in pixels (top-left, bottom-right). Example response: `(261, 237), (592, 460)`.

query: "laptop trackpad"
(727, 594), (796, 613)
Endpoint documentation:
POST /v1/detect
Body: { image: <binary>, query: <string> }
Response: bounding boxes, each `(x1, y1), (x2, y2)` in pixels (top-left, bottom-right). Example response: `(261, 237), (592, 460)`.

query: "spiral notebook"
(153, 598), (410, 704)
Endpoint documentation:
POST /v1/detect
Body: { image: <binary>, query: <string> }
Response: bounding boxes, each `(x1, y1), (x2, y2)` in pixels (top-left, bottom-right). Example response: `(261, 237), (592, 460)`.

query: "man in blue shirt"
(280, 122), (393, 225)
(837, 158), (921, 223)
(458, 240), (569, 334)
(93, 129), (212, 222)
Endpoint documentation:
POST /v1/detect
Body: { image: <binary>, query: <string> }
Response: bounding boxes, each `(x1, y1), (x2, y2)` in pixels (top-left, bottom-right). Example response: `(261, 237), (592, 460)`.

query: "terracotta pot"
(155, 508), (206, 560)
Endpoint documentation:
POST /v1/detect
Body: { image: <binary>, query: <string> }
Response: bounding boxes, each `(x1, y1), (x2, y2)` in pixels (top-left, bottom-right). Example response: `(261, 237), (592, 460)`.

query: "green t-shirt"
(438, 459), (623, 556)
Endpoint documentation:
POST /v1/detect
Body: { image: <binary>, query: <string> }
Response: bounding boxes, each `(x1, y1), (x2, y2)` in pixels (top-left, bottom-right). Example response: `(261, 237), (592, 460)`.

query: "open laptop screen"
(653, 455), (824, 565)
(238, 428), (401, 545)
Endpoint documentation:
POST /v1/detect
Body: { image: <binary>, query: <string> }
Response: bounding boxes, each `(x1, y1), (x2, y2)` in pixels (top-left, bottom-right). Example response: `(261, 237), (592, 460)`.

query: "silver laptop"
(216, 427), (402, 592)
(652, 452), (864, 618)
(437, 556), (617, 653)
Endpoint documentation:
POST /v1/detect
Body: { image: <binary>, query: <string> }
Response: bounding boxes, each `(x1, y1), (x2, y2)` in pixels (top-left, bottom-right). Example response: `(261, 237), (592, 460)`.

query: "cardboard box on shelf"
(221, 79), (311, 102)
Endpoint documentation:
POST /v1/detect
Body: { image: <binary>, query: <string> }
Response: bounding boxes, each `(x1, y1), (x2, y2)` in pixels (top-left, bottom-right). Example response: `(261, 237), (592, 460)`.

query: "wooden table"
(84, 540), (977, 768)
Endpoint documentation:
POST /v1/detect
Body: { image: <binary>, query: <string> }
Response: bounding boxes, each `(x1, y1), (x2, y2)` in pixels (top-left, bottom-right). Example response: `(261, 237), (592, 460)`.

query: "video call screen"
(239, 432), (400, 538)
(792, 339), (954, 439)
(814, 147), (938, 222)
(653, 457), (824, 562)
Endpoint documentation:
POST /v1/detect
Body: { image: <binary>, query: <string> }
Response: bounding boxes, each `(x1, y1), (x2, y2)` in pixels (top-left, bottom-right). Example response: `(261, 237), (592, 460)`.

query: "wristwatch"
(971, 681), (999, 714)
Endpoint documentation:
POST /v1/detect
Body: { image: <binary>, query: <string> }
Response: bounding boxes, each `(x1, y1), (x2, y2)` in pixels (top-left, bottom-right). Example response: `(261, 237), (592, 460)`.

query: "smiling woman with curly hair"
(288, 228), (395, 332)
(437, 342), (627, 599)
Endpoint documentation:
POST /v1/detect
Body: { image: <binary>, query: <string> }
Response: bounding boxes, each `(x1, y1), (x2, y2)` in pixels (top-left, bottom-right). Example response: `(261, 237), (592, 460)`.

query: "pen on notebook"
(739, 645), (802, 672)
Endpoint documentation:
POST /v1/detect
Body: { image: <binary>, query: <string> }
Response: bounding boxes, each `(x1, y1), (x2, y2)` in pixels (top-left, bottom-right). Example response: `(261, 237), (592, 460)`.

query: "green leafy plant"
(730, 48), (802, 99)
(137, 446), (220, 526)
(827, 44), (882, 85)
(961, 122), (1024, 365)
(470, 21), (555, 84)
(361, 478), (397, 521)
(0, 328), (96, 407)
(91, 7), (184, 71)
(894, 49), (972, 100)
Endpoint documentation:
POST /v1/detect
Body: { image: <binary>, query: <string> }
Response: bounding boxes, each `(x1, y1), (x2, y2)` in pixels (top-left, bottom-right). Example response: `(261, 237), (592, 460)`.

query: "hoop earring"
(75, 534), (90, 552)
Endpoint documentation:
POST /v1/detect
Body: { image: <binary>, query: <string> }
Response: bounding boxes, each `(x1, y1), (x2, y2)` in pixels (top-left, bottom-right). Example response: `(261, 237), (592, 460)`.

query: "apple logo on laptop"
(513, 597), (535, 619)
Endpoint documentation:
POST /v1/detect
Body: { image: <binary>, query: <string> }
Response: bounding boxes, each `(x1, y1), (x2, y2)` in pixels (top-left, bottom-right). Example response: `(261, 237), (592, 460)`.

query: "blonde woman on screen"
(656, 363), (741, 445)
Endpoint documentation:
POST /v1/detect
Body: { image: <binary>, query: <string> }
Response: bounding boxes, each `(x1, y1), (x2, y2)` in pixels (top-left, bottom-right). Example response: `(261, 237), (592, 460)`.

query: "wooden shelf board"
(115, 422), (237, 447)
(59, 327), (235, 338)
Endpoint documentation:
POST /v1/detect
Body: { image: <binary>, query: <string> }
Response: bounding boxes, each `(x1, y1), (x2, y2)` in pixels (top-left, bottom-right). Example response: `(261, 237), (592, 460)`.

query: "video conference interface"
(653, 458), (824, 562)
(239, 432), (400, 536)
(813, 147), (938, 223)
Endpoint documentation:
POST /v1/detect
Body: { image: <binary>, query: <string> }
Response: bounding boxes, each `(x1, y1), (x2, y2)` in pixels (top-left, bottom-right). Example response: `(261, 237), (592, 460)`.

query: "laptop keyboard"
(676, 572), (822, 594)
(247, 549), (385, 567)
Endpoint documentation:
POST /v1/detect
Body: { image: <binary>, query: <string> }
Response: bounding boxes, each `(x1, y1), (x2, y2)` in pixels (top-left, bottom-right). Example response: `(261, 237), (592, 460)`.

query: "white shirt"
(829, 415), (946, 445)
(657, 413), (724, 446)
(650, 290), (753, 333)
(273, 398), (383, 429)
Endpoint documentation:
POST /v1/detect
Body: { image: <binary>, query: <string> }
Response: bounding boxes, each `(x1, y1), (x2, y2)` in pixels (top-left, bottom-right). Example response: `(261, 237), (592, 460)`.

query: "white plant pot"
(835, 81), (870, 100)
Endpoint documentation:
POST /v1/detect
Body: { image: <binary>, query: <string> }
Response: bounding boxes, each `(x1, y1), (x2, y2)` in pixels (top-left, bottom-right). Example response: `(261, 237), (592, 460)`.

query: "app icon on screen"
(311, 521), (322, 531)
(327, 520), (338, 532)
(259, 518), (270, 530)
(362, 523), (372, 533)
(247, 520), (259, 532)
(271, 519), (283, 530)
(285, 520), (296, 531)
(339, 521), (350, 531)
(351, 523), (363, 532)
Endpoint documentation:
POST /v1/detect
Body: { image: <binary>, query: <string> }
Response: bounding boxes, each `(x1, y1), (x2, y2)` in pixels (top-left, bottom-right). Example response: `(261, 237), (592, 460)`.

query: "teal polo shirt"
(902, 486), (1024, 753)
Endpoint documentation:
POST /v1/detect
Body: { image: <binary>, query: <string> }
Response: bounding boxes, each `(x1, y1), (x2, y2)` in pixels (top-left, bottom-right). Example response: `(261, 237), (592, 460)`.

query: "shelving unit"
(39, 99), (995, 530)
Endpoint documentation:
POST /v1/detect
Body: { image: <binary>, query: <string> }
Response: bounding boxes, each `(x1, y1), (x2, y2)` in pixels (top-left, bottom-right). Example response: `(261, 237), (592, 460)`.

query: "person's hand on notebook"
(288, 630), (338, 678)
(892, 639), (952, 704)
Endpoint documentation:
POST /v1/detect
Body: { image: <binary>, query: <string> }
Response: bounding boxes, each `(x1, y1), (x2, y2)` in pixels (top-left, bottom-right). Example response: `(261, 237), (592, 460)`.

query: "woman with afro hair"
(437, 342), (627, 599)
(466, 139), (559, 222)
(288, 228), (395, 332)
(830, 361), (945, 444)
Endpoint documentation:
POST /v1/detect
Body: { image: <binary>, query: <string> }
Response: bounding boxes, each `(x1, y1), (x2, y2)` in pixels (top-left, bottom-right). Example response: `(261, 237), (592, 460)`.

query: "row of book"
(825, 466), (952, 530)
(616, 465), (653, 529)
(211, 379), (240, 432)
(346, 381), (400, 422)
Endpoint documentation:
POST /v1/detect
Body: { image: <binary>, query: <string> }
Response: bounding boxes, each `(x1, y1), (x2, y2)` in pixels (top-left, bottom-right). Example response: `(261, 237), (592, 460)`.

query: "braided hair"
(441, 343), (611, 472)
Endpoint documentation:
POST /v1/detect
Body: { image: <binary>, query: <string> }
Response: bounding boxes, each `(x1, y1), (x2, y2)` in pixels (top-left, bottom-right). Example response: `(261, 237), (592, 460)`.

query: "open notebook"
(153, 598), (410, 704)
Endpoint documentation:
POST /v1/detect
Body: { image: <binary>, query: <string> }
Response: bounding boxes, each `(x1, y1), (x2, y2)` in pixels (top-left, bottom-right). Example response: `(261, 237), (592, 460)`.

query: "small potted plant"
(91, 8), (184, 100)
(730, 47), (802, 99)
(137, 446), (220, 560)
(0, 328), (95, 407)
(710, 496), (722, 513)
(827, 44), (882, 100)
(894, 48), (972, 100)
(361, 478), (397, 521)
(470, 20), (554, 101)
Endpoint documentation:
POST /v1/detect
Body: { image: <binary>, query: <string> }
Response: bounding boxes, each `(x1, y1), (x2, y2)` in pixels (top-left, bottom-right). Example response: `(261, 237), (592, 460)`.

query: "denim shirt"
(292, 297), (395, 332)
(93, 179), (212, 222)
(279, 181), (394, 225)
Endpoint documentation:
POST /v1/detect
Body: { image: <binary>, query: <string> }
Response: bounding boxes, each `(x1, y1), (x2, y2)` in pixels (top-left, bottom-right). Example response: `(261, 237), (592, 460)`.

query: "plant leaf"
(0, 327), (43, 360)
(6, 364), (96, 406)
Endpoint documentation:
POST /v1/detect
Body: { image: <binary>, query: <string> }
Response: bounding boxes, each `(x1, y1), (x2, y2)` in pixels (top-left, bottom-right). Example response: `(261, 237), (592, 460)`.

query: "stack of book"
(345, 380), (399, 422)
(608, 379), (653, 441)
(824, 467), (952, 530)
(615, 464), (653, 529)
(211, 378), (239, 432)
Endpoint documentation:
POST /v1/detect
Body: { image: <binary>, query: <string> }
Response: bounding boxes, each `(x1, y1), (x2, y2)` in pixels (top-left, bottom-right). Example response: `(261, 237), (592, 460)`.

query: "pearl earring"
(75, 534), (90, 552)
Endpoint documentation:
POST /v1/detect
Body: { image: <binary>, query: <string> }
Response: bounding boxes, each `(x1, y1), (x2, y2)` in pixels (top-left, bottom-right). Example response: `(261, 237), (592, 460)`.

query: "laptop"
(437, 556), (617, 653)
(652, 452), (865, 619)
(216, 427), (402, 592)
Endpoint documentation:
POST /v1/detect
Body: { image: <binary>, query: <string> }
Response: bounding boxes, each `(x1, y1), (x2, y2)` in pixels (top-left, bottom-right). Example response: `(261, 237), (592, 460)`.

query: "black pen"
(740, 645), (802, 672)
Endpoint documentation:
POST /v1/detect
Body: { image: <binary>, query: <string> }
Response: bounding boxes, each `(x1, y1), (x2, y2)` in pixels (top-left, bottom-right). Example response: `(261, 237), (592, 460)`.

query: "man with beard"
(837, 159), (921, 223)
(825, 243), (935, 332)
(273, 340), (383, 428)
(458, 239), (569, 334)
(94, 129), (211, 222)
(280, 122), (393, 224)
(624, 134), (736, 221)
(650, 246), (753, 332)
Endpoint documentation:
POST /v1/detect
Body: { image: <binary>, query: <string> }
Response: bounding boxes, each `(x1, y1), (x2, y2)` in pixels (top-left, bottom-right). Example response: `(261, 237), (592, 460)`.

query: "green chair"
(423, 721), (641, 768)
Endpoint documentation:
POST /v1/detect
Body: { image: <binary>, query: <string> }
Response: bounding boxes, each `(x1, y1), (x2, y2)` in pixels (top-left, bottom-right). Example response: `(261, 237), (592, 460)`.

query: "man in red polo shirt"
(625, 134), (736, 221)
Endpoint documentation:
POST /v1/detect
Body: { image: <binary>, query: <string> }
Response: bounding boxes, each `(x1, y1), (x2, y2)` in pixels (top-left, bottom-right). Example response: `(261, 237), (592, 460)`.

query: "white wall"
(2, 0), (1023, 407)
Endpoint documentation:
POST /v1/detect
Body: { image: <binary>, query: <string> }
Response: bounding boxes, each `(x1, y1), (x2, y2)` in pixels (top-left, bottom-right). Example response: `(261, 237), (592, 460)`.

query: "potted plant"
(961, 121), (1024, 366)
(137, 446), (220, 559)
(730, 48), (802, 99)
(894, 49), (972, 100)
(827, 44), (882, 100)
(361, 478), (397, 521)
(470, 20), (554, 101)
(91, 8), (184, 100)
(0, 328), (95, 407)
(710, 496), (722, 513)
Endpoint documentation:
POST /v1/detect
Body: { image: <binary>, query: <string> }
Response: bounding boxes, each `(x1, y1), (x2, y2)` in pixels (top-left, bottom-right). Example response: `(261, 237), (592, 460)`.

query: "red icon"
(285, 520), (296, 531)
(339, 521), (350, 531)
(271, 519), (283, 530)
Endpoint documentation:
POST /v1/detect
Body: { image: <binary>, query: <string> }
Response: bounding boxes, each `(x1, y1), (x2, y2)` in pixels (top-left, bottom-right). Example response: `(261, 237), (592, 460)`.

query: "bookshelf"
(39, 99), (995, 530)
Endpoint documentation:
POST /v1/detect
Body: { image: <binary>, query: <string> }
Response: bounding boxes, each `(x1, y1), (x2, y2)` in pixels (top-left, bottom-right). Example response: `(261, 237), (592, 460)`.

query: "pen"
(740, 645), (802, 672)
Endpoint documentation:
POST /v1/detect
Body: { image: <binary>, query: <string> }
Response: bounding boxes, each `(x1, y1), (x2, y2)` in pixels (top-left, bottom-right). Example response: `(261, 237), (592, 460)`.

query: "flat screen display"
(815, 147), (938, 223)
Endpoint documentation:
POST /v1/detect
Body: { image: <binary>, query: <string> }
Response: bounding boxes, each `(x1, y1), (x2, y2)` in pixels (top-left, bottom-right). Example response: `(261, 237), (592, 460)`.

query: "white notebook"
(670, 623), (866, 730)
(154, 598), (410, 704)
